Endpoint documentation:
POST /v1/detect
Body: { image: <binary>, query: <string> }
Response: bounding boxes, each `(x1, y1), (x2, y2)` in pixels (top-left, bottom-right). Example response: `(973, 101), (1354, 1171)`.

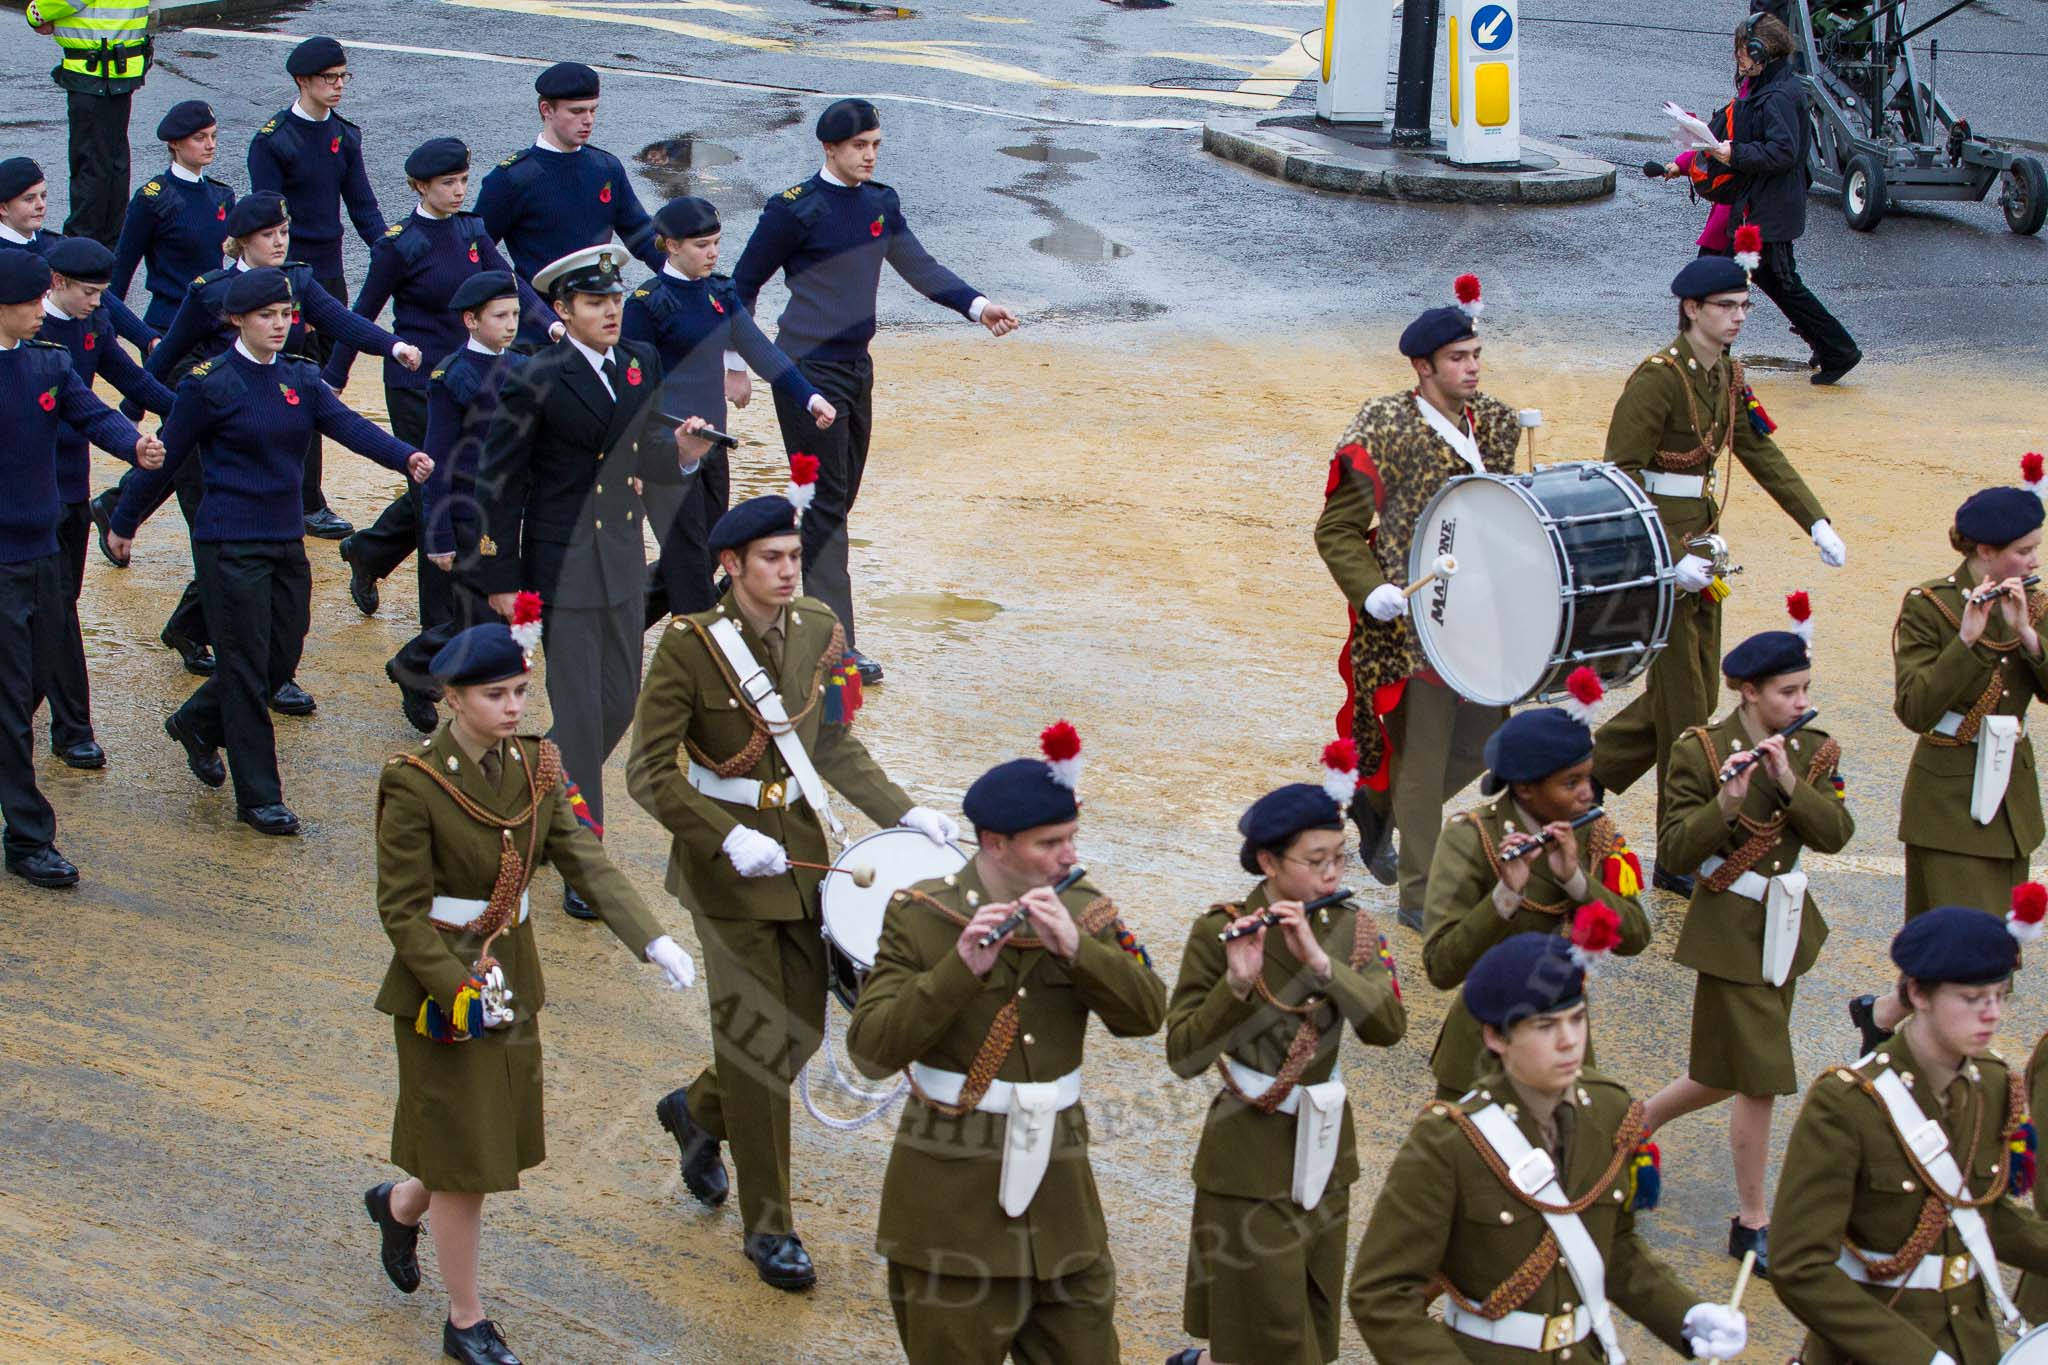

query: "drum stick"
(1728, 1249), (1757, 1311)
(789, 858), (877, 888)
(1401, 554), (1459, 600)
(1967, 572), (2041, 606)
(1218, 887), (1357, 942)
(1502, 807), (1606, 861)
(661, 414), (741, 448)
(979, 866), (1088, 948)
(1717, 709), (1819, 781)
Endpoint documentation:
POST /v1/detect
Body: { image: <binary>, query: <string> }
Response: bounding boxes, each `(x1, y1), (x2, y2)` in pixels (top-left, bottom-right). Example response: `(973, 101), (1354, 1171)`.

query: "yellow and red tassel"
(1742, 384), (1776, 438)
(564, 775), (602, 837)
(1376, 933), (1402, 1001)
(1601, 843), (1644, 899)
(2014, 1121), (2039, 1197)
(1111, 917), (1151, 968)
(416, 977), (487, 1043)
(1626, 1138), (1662, 1210)
(823, 655), (863, 725)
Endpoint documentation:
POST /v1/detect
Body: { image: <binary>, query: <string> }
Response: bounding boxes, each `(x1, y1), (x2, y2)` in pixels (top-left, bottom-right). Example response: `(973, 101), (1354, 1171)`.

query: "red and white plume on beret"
(1569, 901), (1623, 970)
(1453, 272), (1484, 318)
(1321, 738), (1360, 808)
(1786, 590), (1813, 644)
(509, 590), (544, 662)
(2011, 882), (2048, 944)
(2024, 452), (2046, 502)
(786, 452), (820, 514)
(1734, 224), (1763, 274)
(1560, 665), (1604, 726)
(1041, 720), (1082, 791)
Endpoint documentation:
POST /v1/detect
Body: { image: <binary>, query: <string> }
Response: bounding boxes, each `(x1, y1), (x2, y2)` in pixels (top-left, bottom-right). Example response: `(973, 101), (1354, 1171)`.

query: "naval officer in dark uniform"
(109, 100), (236, 336)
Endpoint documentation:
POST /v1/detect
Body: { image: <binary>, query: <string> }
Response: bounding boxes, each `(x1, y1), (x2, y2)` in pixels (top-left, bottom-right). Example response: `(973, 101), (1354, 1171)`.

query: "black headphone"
(1741, 15), (1768, 64)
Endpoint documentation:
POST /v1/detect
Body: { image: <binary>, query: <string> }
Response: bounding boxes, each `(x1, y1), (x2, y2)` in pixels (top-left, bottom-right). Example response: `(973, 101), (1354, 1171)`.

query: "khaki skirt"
(1688, 974), (1798, 1096)
(1904, 845), (2031, 919)
(1183, 1185), (1349, 1365)
(390, 1013), (546, 1193)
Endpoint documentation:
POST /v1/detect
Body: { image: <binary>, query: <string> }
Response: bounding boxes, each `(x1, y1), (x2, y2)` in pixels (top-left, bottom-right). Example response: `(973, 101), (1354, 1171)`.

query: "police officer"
(1638, 605), (1854, 1276)
(1349, 932), (1750, 1363)
(105, 267), (431, 836)
(109, 101), (233, 337)
(0, 249), (158, 887)
(627, 488), (958, 1289)
(624, 194), (833, 619)
(1772, 906), (2048, 1365)
(248, 35), (389, 539)
(0, 156), (155, 349)
(1595, 254), (1841, 892)
(1164, 742), (1405, 1365)
(846, 726), (1166, 1360)
(23, 0), (149, 246)
(36, 236), (174, 768)
(732, 97), (1019, 683)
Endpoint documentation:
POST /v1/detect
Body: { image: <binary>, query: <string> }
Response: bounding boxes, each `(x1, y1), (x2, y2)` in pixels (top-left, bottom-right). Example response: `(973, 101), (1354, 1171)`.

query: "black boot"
(442, 1318), (521, 1365)
(1727, 1219), (1770, 1280)
(388, 662), (438, 734)
(363, 1181), (421, 1293)
(339, 534), (380, 616)
(7, 845), (79, 888)
(656, 1088), (729, 1207)
(744, 1232), (816, 1291)
(1347, 798), (1398, 887)
(164, 713), (226, 788)
(89, 489), (127, 567)
(160, 625), (214, 676)
(1848, 993), (1894, 1056)
(269, 680), (317, 716)
(1651, 863), (1695, 896)
(562, 886), (598, 921)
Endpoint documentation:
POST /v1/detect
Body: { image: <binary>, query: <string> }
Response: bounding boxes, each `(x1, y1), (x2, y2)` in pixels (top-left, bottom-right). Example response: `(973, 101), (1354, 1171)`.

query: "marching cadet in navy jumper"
(37, 237), (175, 769)
(625, 194), (834, 620)
(247, 36), (390, 539)
(109, 101), (235, 334)
(325, 137), (552, 623)
(474, 62), (663, 345)
(0, 250), (160, 888)
(383, 271), (529, 735)
(732, 98), (1019, 683)
(106, 268), (432, 836)
(0, 155), (156, 352)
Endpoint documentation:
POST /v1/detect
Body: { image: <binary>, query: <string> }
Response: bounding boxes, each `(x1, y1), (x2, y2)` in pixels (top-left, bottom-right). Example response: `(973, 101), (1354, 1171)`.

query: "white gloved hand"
(721, 824), (789, 877)
(644, 934), (698, 990)
(1364, 583), (1409, 622)
(1674, 553), (1716, 593)
(1812, 518), (1847, 568)
(1932, 1354), (1957, 1365)
(1681, 1303), (1748, 1360)
(899, 806), (960, 847)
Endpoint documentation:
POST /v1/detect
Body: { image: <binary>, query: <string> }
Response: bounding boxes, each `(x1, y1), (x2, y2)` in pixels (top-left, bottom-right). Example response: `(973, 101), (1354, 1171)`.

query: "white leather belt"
(1698, 855), (1806, 986)
(911, 1062), (1081, 1218)
(1443, 1301), (1592, 1351)
(911, 1062), (1081, 1113)
(1642, 470), (1706, 498)
(429, 891), (530, 929)
(1698, 854), (1801, 904)
(1835, 1245), (1977, 1292)
(1221, 1055), (1304, 1115)
(1931, 710), (2028, 741)
(686, 760), (802, 811)
(1219, 1057), (1347, 1209)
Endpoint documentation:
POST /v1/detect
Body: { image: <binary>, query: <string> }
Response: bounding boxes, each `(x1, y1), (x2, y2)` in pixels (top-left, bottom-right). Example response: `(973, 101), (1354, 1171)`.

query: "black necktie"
(601, 356), (619, 397)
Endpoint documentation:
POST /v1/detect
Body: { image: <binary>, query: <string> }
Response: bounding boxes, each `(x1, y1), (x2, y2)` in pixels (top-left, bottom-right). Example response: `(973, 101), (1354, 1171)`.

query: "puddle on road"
(79, 620), (133, 661)
(1104, 0), (1175, 8)
(1741, 353), (1814, 373)
(1030, 219), (1134, 264)
(636, 136), (740, 198)
(870, 592), (1002, 633)
(808, 0), (918, 16)
(999, 145), (1101, 165)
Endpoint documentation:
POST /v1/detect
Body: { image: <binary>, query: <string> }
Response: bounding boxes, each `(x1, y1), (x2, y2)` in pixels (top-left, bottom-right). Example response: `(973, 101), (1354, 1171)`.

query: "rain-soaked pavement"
(4, 0), (2048, 1360)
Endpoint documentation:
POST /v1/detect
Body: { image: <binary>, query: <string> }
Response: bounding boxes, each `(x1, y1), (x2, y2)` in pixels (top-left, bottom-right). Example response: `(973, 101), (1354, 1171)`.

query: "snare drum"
(1407, 461), (1676, 707)
(2004, 1325), (2048, 1362)
(820, 828), (968, 1010)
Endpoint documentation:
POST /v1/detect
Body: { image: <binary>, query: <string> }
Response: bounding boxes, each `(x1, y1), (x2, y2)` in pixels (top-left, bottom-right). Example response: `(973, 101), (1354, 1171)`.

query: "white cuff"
(967, 296), (988, 323)
(1563, 867), (1590, 902)
(723, 349), (745, 372)
(1492, 881), (1521, 921)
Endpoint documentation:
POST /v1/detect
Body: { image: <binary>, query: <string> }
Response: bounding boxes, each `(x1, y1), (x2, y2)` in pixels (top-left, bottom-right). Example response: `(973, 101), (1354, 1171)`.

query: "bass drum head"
(820, 828), (968, 1007)
(1408, 476), (1563, 707)
(2005, 1326), (2048, 1362)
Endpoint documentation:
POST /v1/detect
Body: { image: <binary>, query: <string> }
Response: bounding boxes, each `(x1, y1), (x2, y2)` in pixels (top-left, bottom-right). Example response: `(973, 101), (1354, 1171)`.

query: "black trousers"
(32, 501), (94, 749)
(0, 553), (65, 855)
(349, 385), (428, 583)
(642, 460), (717, 627)
(63, 89), (132, 246)
(1751, 239), (1857, 366)
(297, 275), (353, 515)
(387, 546), (494, 695)
(179, 539), (310, 810)
(122, 451), (211, 648)
(772, 353), (872, 647)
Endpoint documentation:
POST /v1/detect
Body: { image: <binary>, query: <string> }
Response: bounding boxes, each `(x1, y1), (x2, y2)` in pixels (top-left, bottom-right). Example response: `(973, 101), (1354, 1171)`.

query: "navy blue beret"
(221, 266), (293, 316)
(430, 623), (532, 687)
(0, 250), (52, 306)
(963, 757), (1080, 836)
(1955, 486), (2045, 547)
(535, 61), (601, 100)
(816, 97), (881, 144)
(44, 236), (114, 284)
(0, 158), (44, 204)
(1722, 629), (1809, 681)
(224, 191), (288, 239)
(449, 270), (518, 314)
(155, 100), (216, 143)
(1892, 905), (2019, 986)
(1237, 783), (1344, 874)
(654, 196), (720, 241)
(404, 137), (469, 181)
(1398, 305), (1476, 359)
(708, 494), (799, 554)
(1671, 255), (1749, 299)
(1481, 707), (1594, 796)
(285, 36), (347, 76)
(1463, 933), (1587, 1030)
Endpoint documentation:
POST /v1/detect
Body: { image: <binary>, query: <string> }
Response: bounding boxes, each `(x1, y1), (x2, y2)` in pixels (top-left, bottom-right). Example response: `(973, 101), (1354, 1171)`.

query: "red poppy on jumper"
(709, 294), (724, 314)
(82, 332), (96, 351)
(330, 136), (342, 155)
(217, 204), (227, 221)
(599, 183), (612, 204)
(281, 384), (300, 406)
(869, 215), (884, 238)
(38, 388), (56, 412)
(468, 243), (480, 263)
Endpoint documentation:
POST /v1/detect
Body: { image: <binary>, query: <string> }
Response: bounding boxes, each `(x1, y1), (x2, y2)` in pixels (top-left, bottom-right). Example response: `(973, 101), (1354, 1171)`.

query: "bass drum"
(820, 828), (968, 1011)
(2004, 1325), (2048, 1362)
(1408, 461), (1676, 707)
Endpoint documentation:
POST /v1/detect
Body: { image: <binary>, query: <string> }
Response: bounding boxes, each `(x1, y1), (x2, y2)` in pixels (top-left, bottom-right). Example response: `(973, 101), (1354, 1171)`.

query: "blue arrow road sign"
(1472, 4), (1513, 50)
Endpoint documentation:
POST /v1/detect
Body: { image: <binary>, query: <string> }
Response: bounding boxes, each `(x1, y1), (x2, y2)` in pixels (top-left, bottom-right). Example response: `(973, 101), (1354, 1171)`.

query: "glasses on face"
(1703, 297), (1754, 314)
(1282, 852), (1348, 875)
(312, 70), (351, 86)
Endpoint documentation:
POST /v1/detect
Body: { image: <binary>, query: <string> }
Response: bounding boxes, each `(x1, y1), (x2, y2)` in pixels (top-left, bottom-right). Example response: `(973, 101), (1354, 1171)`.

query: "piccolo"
(1968, 573), (2041, 606)
(979, 865), (1089, 948)
(1502, 806), (1606, 861)
(1219, 887), (1358, 942)
(1718, 709), (1819, 780)
(662, 414), (742, 448)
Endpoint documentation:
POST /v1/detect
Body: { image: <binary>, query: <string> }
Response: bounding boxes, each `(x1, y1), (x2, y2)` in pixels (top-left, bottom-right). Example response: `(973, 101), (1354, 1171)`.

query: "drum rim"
(1527, 463), (1678, 702)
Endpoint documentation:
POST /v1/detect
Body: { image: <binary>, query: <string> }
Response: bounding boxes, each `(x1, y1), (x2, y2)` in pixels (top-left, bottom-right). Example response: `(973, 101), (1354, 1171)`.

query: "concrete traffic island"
(1204, 113), (1615, 205)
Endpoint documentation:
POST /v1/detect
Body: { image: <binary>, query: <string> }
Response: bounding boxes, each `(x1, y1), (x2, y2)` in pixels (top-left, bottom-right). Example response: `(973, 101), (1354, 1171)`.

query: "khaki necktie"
(481, 745), (502, 787)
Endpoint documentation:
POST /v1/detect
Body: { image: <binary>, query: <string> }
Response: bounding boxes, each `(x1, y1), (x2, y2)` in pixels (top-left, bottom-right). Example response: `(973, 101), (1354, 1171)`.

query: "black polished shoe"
(237, 803), (302, 836)
(339, 535), (380, 615)
(363, 1181), (421, 1294)
(55, 739), (106, 770)
(1165, 1352), (1204, 1365)
(1848, 993), (1894, 1056)
(304, 507), (354, 540)
(744, 1232), (817, 1291)
(164, 714), (226, 788)
(443, 1318), (522, 1365)
(7, 845), (79, 888)
(160, 625), (214, 676)
(1651, 863), (1695, 897)
(1396, 905), (1425, 933)
(1811, 349), (1862, 387)
(656, 1088), (730, 1208)
(269, 681), (317, 716)
(562, 886), (599, 921)
(846, 648), (883, 685)
(89, 489), (127, 567)
(1347, 799), (1398, 887)
(1728, 1218), (1770, 1279)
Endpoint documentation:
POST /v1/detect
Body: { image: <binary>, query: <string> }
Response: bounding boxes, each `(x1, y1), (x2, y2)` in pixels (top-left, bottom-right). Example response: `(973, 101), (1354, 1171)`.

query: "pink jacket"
(1676, 151), (1735, 251)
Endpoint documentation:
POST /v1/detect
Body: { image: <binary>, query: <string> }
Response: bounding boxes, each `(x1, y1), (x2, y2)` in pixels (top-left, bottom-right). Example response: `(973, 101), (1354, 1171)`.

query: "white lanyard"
(1414, 394), (1484, 474)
